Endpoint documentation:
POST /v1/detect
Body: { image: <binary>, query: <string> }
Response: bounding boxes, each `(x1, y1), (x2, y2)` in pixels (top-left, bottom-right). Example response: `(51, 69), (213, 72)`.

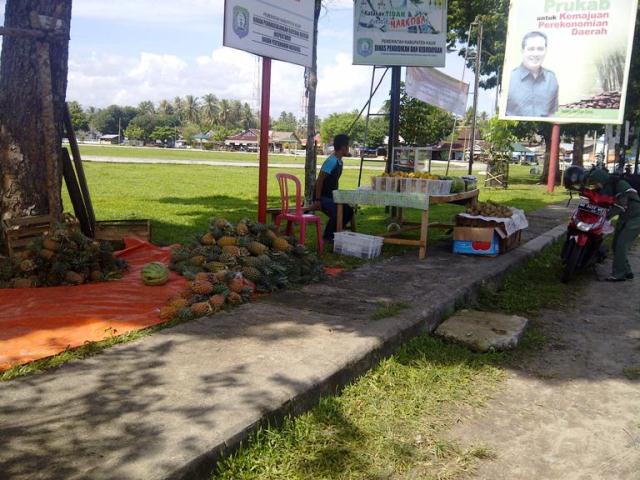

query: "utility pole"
(468, 19), (483, 176)
(387, 66), (402, 174)
(118, 117), (121, 145)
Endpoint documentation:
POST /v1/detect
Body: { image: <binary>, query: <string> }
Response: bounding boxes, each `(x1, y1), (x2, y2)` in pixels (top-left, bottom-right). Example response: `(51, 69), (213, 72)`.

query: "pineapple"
(42, 237), (60, 252)
(273, 237), (293, 252)
(222, 245), (241, 257)
(242, 266), (262, 282)
(227, 291), (243, 305)
(200, 232), (216, 246)
(192, 280), (214, 295)
(39, 249), (56, 261)
(219, 252), (238, 266)
(194, 272), (212, 283)
(235, 222), (250, 236)
(159, 305), (179, 321)
(169, 297), (189, 309)
(64, 271), (85, 285)
(190, 302), (212, 317)
(217, 236), (237, 247)
(205, 261), (227, 272)
(209, 294), (226, 311)
(189, 255), (206, 267)
(247, 241), (269, 256)
(227, 274), (245, 293)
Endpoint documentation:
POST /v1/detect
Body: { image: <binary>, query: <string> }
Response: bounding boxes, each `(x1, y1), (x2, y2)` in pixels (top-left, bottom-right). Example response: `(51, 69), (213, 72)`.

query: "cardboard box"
(454, 215), (523, 255)
(453, 227), (501, 255)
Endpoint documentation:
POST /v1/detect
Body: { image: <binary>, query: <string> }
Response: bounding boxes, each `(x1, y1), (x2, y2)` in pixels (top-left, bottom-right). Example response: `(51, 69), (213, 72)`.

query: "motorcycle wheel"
(561, 242), (584, 283)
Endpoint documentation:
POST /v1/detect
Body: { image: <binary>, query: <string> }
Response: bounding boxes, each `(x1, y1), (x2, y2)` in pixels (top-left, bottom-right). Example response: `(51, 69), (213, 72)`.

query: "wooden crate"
(2, 215), (53, 256)
(94, 219), (151, 242)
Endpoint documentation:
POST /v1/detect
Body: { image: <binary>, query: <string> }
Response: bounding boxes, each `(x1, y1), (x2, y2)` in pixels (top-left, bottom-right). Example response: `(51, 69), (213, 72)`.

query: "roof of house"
(99, 134), (119, 139)
(270, 131), (300, 142)
(226, 129), (259, 141)
(511, 142), (534, 153)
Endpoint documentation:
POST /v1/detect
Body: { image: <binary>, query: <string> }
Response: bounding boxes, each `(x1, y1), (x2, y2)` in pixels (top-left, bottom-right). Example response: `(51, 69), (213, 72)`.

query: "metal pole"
(387, 66), (401, 174)
(258, 57), (271, 224)
(468, 20), (483, 176)
(547, 124), (561, 193)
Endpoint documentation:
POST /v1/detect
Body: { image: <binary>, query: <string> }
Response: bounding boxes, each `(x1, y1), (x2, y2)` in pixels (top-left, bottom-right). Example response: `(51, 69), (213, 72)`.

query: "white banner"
(499, 0), (639, 124)
(223, 0), (315, 67)
(406, 67), (469, 117)
(353, 0), (447, 67)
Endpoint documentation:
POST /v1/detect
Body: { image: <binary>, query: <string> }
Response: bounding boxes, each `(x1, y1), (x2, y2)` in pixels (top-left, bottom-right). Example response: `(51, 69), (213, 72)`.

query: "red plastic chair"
(274, 173), (324, 253)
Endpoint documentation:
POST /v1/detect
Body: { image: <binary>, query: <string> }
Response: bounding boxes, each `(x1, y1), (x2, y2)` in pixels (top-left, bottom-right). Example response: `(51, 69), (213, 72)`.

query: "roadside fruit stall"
(334, 174), (480, 259)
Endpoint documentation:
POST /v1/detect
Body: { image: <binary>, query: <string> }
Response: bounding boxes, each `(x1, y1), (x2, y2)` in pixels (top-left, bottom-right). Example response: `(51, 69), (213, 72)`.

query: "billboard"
(353, 0), (447, 67)
(499, 0), (639, 124)
(223, 0), (315, 68)
(406, 67), (469, 117)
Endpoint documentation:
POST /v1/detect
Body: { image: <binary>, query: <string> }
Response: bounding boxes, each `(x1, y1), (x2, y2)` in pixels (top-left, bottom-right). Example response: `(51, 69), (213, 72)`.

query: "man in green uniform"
(586, 169), (640, 281)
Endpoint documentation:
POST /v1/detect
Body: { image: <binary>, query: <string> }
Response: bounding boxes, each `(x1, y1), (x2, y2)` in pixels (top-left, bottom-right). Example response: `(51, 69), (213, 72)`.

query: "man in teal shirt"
(311, 134), (353, 243)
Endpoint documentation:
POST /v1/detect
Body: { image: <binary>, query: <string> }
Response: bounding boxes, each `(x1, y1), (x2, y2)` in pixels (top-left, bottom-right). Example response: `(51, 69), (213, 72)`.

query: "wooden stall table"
(334, 189), (479, 259)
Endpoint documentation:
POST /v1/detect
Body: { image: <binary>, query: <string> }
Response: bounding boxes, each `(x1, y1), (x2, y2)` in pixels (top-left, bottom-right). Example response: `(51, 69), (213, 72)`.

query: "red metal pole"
(258, 57), (271, 224)
(547, 123), (561, 193)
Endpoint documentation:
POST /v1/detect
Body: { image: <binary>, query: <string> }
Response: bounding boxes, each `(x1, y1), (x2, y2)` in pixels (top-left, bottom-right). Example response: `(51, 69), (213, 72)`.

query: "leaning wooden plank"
(64, 103), (96, 232)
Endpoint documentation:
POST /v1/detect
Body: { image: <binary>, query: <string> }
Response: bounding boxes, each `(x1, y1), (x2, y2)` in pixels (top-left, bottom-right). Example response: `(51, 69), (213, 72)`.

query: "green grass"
(213, 334), (504, 480)
(476, 242), (579, 317)
(370, 300), (409, 320)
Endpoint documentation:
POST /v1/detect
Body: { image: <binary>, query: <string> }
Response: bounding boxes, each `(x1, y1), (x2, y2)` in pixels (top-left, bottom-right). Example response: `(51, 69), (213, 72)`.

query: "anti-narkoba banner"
(223, 0), (315, 67)
(406, 67), (469, 117)
(353, 0), (447, 67)
(499, 0), (639, 124)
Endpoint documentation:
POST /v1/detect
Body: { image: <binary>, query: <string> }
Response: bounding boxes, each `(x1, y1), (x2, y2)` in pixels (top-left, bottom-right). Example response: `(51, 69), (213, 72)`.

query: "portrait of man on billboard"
(505, 31), (559, 117)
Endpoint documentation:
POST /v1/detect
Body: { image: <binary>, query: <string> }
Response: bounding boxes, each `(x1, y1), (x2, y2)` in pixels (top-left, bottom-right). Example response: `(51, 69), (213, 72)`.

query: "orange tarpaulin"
(0, 238), (187, 371)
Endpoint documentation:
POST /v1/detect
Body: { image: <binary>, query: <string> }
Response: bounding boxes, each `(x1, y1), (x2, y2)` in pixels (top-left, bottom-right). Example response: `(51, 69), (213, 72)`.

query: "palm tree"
(137, 100), (155, 115)
(158, 99), (174, 115)
(173, 96), (185, 121)
(218, 98), (231, 128)
(201, 93), (220, 127)
(184, 95), (200, 124)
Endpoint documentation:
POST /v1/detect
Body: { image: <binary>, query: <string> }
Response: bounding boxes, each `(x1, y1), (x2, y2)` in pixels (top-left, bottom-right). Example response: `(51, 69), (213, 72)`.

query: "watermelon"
(141, 262), (169, 286)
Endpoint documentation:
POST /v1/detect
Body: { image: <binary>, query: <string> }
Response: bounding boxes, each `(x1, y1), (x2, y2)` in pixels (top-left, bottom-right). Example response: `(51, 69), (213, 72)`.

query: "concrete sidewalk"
(0, 201), (575, 480)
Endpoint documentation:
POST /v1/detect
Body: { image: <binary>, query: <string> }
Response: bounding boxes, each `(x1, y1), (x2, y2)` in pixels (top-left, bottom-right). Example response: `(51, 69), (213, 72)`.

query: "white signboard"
(353, 0), (447, 67)
(406, 67), (469, 117)
(223, 0), (315, 68)
(498, 0), (639, 124)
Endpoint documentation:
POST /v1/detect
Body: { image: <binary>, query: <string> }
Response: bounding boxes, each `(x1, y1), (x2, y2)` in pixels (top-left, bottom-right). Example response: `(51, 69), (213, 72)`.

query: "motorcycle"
(560, 187), (614, 283)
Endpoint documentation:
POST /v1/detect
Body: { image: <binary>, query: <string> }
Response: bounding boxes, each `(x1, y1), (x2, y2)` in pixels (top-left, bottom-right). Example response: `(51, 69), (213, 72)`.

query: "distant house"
(99, 134), (120, 145)
(511, 142), (537, 164)
(224, 129), (260, 151)
(270, 131), (300, 152)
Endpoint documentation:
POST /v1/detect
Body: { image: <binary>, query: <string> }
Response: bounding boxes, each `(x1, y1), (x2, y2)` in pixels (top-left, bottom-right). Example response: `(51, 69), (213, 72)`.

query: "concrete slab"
(0, 201), (575, 480)
(435, 309), (529, 352)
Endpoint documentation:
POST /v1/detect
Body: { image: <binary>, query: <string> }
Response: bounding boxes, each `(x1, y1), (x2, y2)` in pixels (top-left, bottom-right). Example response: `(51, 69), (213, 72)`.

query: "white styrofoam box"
(333, 231), (384, 259)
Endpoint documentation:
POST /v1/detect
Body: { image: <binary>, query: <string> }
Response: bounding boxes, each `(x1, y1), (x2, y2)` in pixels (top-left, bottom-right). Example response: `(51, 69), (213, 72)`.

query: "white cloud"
(73, 0), (222, 23)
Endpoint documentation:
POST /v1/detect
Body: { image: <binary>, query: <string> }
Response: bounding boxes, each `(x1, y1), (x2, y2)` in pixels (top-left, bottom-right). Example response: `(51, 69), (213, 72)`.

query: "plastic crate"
(333, 231), (384, 259)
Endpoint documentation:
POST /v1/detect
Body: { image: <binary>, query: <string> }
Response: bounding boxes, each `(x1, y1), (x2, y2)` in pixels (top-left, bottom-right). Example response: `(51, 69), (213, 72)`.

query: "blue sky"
(0, 0), (496, 119)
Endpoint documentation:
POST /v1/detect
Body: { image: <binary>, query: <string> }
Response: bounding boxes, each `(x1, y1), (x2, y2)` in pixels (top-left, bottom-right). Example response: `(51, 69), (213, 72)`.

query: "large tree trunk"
(572, 134), (585, 167)
(304, 0), (321, 205)
(0, 0), (72, 230)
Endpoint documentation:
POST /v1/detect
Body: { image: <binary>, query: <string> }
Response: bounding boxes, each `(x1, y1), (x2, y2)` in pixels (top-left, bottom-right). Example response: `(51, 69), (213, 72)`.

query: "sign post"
(258, 58), (271, 223)
(547, 124), (561, 193)
(223, 1), (315, 223)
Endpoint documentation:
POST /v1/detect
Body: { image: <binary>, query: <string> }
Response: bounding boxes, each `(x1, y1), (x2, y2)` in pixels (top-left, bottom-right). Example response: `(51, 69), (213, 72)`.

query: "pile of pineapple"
(466, 201), (513, 218)
(0, 214), (128, 289)
(162, 217), (326, 321)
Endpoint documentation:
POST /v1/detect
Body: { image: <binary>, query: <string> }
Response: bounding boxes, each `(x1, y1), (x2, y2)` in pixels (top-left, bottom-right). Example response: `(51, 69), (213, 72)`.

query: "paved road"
(82, 155), (475, 171)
